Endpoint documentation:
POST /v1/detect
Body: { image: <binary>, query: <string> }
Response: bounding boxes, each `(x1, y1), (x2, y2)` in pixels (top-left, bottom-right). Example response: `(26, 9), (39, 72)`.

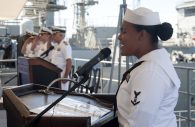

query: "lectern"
(3, 84), (117, 127)
(18, 57), (62, 88)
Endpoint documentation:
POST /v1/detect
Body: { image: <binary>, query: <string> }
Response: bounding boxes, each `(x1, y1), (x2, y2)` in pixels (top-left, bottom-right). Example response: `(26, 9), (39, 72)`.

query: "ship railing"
(0, 59), (17, 62)
(1, 58), (195, 127)
(73, 58), (127, 93)
(0, 59), (17, 86)
(174, 66), (195, 127)
(73, 58), (125, 66)
(73, 58), (195, 127)
(175, 110), (195, 127)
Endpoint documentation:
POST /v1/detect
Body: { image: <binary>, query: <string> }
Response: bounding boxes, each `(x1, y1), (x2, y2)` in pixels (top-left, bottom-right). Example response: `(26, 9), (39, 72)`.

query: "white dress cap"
(40, 27), (52, 34)
(51, 26), (66, 33)
(25, 29), (32, 35)
(31, 31), (39, 36)
(25, 29), (38, 37)
(123, 7), (161, 26)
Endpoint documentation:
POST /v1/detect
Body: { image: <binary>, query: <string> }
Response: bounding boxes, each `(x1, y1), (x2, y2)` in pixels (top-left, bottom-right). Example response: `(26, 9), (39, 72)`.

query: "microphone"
(73, 47), (111, 78)
(40, 46), (54, 57)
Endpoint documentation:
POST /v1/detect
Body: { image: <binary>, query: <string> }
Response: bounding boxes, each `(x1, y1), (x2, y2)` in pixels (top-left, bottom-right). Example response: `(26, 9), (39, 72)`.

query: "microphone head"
(73, 47), (111, 78)
(100, 47), (111, 59)
(49, 46), (54, 50)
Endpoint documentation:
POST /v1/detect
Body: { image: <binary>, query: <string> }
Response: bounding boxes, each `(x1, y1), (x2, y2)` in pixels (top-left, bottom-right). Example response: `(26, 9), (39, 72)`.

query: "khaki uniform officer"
(21, 30), (38, 57)
(32, 27), (53, 58)
(50, 26), (72, 90)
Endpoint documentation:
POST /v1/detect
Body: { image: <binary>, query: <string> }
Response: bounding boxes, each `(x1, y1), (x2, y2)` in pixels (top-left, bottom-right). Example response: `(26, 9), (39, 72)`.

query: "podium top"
(3, 84), (116, 127)
(18, 56), (62, 72)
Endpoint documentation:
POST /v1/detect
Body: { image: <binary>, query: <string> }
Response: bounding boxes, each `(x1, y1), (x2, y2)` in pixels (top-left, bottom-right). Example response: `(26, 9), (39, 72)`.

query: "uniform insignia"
(131, 91), (141, 106)
(125, 73), (130, 82)
(64, 41), (69, 45)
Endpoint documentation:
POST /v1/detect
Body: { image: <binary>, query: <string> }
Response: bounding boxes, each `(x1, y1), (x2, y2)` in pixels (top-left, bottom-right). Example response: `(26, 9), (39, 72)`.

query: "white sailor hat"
(26, 30), (35, 35)
(40, 27), (52, 34)
(51, 26), (66, 33)
(31, 31), (39, 36)
(123, 7), (161, 26)
(26, 29), (32, 35)
(26, 30), (38, 37)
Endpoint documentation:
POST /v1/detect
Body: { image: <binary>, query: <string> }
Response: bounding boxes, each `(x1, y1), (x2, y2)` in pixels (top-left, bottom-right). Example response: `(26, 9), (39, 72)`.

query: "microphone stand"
(40, 53), (48, 59)
(23, 73), (90, 127)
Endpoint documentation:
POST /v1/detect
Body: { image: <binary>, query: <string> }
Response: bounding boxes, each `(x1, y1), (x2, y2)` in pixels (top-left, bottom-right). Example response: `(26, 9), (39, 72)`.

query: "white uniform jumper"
(50, 40), (72, 90)
(24, 42), (34, 57)
(117, 48), (180, 127)
(34, 41), (48, 57)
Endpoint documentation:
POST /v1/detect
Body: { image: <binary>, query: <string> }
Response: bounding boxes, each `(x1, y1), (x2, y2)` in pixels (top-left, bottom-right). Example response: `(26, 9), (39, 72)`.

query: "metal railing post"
(0, 72), (2, 97)
(179, 112), (181, 127)
(187, 69), (192, 127)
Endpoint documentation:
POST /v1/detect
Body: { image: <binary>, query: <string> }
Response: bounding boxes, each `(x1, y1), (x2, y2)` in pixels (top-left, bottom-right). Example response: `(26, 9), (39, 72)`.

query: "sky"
(55, 0), (185, 38)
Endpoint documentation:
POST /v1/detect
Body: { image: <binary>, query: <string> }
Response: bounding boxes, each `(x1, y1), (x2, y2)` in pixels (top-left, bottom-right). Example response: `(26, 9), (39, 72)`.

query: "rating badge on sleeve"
(131, 90), (141, 106)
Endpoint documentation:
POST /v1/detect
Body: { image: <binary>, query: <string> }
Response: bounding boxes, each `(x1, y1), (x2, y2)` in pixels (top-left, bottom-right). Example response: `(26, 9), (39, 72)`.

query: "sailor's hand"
(61, 77), (68, 84)
(34, 36), (40, 42)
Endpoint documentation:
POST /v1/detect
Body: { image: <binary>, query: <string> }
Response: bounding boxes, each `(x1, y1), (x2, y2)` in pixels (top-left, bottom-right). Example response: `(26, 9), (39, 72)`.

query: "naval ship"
(1, 0), (195, 127)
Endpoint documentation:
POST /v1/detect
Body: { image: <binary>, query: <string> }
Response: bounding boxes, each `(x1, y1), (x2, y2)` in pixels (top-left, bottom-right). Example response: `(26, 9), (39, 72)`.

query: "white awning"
(0, 0), (26, 20)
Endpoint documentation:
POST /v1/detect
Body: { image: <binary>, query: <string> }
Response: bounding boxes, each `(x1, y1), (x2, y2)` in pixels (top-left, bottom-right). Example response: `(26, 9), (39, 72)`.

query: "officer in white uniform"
(21, 30), (38, 57)
(32, 27), (52, 58)
(116, 7), (181, 127)
(50, 26), (72, 90)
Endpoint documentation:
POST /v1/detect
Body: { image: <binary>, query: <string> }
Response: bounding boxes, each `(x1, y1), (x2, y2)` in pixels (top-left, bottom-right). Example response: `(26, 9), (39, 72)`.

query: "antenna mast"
(73, 0), (98, 46)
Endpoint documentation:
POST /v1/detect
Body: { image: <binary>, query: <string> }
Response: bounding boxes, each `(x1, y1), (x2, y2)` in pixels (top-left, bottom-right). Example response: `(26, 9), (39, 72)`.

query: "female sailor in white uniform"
(50, 26), (72, 90)
(116, 7), (180, 127)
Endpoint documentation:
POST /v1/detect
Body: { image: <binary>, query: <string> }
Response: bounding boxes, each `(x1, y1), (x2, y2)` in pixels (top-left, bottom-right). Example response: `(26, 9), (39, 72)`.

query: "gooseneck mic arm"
(40, 46), (54, 58)
(23, 75), (90, 127)
(44, 78), (78, 94)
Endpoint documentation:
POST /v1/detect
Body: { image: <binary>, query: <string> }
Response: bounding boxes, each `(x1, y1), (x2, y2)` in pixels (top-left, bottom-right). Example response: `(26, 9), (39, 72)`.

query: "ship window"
(184, 8), (195, 17)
